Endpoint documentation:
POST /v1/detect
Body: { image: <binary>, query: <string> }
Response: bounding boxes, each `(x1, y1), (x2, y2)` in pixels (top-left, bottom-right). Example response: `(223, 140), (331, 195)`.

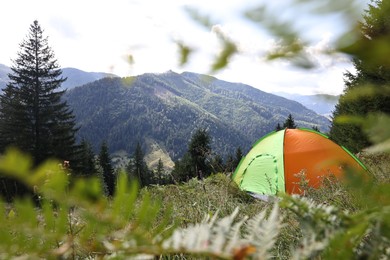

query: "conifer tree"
(172, 129), (212, 181)
(312, 126), (320, 132)
(210, 154), (224, 173)
(98, 141), (116, 196)
(0, 20), (78, 165)
(76, 139), (97, 177)
(172, 153), (193, 183)
(127, 142), (150, 186)
(329, 0), (390, 152)
(283, 114), (297, 129)
(155, 158), (165, 184)
(156, 158), (164, 175)
(225, 154), (235, 173)
(234, 147), (243, 168)
(188, 128), (211, 179)
(275, 123), (283, 131)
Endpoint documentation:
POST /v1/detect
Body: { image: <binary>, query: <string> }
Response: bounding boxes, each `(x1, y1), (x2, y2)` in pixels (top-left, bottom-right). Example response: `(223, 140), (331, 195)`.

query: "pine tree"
(155, 158), (165, 184)
(283, 114), (297, 129)
(0, 20), (78, 165)
(234, 147), (243, 169)
(329, 0), (390, 152)
(210, 154), (224, 173)
(128, 142), (150, 186)
(275, 123), (283, 131)
(98, 141), (116, 196)
(225, 154), (235, 173)
(172, 153), (193, 182)
(188, 128), (211, 179)
(76, 139), (97, 177)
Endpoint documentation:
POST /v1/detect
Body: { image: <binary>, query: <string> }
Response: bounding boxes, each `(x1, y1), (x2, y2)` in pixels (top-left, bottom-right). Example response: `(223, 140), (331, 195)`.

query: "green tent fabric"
(236, 130), (285, 195)
(233, 128), (367, 196)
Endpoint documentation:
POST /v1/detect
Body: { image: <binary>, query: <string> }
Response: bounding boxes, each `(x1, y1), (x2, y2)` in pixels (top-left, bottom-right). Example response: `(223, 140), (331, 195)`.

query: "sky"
(1, 0), (368, 95)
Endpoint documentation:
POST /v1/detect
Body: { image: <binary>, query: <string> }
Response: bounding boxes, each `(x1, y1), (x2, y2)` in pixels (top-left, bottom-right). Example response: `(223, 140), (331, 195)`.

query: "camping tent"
(232, 128), (367, 195)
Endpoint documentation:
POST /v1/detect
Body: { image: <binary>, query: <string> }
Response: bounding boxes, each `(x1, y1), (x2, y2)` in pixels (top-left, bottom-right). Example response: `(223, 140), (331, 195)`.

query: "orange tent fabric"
(283, 129), (365, 194)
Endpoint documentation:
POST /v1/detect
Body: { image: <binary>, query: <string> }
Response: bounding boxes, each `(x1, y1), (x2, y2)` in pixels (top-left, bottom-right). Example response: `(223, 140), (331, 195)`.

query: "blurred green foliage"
(0, 149), (389, 259)
(179, 0), (364, 71)
(1, 0), (390, 259)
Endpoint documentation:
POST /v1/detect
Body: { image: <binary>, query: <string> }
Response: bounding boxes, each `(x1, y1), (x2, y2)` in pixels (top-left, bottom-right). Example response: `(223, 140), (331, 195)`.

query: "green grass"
(144, 152), (389, 219)
(143, 173), (267, 225)
(140, 152), (390, 259)
(0, 150), (389, 259)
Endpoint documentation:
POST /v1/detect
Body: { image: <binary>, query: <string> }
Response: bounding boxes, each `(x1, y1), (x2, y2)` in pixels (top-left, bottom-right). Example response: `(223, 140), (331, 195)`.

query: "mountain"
(65, 71), (330, 168)
(61, 68), (118, 89)
(0, 64), (12, 89)
(275, 92), (339, 118)
(0, 63), (118, 90)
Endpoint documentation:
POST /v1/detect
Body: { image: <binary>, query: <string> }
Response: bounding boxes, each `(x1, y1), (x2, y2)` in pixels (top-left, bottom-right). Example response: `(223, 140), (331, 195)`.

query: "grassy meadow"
(139, 152), (390, 259)
(0, 150), (389, 259)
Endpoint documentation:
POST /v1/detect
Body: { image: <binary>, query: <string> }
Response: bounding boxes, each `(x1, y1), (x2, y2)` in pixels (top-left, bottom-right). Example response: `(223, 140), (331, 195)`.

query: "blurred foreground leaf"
(209, 25), (238, 72)
(176, 41), (193, 67)
(336, 113), (390, 153)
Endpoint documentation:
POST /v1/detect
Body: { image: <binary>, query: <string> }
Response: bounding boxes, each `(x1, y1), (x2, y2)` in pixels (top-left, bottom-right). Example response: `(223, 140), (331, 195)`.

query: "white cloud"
(213, 34), (354, 96)
(1, 0), (360, 95)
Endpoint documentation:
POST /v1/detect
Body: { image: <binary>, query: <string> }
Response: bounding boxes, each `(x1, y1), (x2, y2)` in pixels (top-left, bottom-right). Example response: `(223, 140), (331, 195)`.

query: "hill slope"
(0, 63), (117, 90)
(0, 64), (12, 89)
(275, 92), (339, 118)
(65, 71), (330, 164)
(61, 67), (118, 89)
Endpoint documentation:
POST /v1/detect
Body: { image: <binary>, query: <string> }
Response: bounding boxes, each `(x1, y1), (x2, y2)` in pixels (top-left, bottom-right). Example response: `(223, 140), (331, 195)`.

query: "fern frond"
(244, 204), (282, 259)
(162, 204), (282, 259)
(290, 234), (329, 260)
(224, 215), (248, 254)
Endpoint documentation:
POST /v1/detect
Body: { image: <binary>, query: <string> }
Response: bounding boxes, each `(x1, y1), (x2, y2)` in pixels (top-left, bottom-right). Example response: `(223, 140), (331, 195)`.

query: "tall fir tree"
(210, 154), (224, 173)
(172, 153), (193, 183)
(155, 158), (165, 184)
(130, 142), (150, 187)
(76, 139), (97, 177)
(156, 158), (164, 176)
(224, 154), (235, 173)
(283, 114), (297, 129)
(188, 128), (211, 179)
(234, 147), (243, 168)
(98, 141), (116, 196)
(312, 126), (320, 132)
(0, 20), (78, 165)
(329, 0), (390, 153)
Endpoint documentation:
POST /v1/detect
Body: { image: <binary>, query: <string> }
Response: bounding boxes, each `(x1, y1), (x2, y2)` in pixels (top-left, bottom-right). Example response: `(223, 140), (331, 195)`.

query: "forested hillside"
(61, 68), (118, 90)
(65, 71), (329, 161)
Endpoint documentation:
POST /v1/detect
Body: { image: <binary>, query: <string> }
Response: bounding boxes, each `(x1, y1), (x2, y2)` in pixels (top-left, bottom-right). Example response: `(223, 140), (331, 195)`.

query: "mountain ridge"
(64, 71), (330, 168)
(274, 92), (339, 118)
(61, 67), (118, 89)
(0, 63), (333, 169)
(0, 63), (118, 89)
